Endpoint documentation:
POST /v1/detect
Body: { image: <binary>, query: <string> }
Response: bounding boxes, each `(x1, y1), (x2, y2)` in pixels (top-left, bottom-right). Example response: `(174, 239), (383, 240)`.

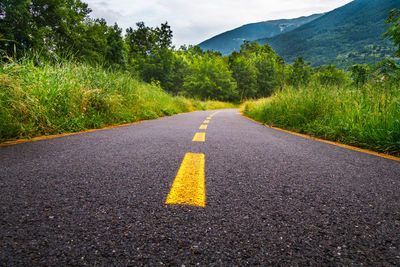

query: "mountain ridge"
(198, 0), (398, 67)
(198, 13), (324, 56)
(256, 0), (397, 66)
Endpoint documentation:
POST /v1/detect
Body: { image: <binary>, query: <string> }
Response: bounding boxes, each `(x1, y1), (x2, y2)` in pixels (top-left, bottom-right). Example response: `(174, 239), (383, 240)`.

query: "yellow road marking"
(207, 117), (212, 120)
(203, 120), (210, 124)
(199, 124), (208, 130)
(192, 132), (205, 142)
(165, 153), (205, 207)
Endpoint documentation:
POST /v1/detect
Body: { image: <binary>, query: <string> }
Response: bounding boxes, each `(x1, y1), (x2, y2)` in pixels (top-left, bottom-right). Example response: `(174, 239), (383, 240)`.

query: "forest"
(1, 0), (399, 102)
(1, 1), (400, 154)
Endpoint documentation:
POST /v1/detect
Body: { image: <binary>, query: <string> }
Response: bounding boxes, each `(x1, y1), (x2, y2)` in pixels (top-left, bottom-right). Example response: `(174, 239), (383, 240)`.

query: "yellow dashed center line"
(166, 112), (221, 207)
(165, 153), (206, 207)
(210, 111), (219, 117)
(192, 132), (206, 142)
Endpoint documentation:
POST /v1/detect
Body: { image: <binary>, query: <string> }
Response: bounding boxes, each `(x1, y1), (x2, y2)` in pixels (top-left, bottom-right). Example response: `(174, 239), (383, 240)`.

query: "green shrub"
(314, 64), (349, 87)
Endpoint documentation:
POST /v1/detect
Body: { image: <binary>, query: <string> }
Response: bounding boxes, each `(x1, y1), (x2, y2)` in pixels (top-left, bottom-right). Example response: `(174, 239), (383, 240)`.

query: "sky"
(84, 0), (354, 47)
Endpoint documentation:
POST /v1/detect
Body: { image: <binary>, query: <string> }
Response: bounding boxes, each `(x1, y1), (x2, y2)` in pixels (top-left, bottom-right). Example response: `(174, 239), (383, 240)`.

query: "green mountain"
(257, 0), (398, 67)
(198, 14), (324, 56)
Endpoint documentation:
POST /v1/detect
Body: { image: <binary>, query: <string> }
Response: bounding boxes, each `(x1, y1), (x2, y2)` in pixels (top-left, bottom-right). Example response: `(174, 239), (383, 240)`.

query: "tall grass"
(0, 58), (235, 142)
(242, 83), (400, 156)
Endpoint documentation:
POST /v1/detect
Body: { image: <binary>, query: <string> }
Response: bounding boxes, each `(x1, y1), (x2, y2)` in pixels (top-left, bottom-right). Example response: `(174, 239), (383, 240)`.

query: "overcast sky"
(84, 0), (353, 47)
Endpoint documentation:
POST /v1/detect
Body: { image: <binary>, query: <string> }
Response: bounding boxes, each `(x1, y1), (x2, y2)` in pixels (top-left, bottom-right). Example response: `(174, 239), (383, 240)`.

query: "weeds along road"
(1, 109), (399, 265)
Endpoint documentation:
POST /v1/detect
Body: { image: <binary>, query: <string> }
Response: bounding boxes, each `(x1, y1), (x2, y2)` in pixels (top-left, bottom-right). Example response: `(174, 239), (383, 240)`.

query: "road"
(1, 109), (399, 265)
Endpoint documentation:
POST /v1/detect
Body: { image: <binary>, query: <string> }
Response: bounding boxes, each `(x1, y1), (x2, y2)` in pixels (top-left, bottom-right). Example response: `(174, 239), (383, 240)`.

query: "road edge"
(0, 110), (202, 147)
(239, 112), (400, 163)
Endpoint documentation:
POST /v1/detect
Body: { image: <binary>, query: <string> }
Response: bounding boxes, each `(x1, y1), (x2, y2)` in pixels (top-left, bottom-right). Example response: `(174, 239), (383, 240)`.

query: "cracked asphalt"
(1, 109), (399, 265)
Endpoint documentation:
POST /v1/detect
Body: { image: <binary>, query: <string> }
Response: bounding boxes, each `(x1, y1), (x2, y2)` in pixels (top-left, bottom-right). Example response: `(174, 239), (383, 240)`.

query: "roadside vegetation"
(242, 81), (400, 156)
(242, 9), (400, 156)
(0, 0), (238, 142)
(1, 1), (399, 155)
(0, 58), (234, 142)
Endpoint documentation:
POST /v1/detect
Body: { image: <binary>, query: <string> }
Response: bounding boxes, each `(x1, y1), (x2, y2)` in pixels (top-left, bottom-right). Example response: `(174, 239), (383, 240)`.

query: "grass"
(241, 82), (400, 156)
(0, 58), (235, 142)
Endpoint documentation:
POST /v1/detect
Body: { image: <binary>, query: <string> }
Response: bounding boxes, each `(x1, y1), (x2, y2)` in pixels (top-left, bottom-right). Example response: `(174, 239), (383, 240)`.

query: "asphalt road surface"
(1, 109), (399, 265)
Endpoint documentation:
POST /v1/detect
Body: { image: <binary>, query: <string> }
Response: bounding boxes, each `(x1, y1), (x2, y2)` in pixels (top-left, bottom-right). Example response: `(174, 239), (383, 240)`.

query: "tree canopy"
(1, 2), (399, 102)
(384, 8), (400, 56)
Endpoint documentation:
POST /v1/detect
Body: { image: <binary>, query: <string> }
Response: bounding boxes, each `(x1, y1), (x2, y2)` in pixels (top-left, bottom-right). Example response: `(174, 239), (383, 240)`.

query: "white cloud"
(84, 0), (353, 46)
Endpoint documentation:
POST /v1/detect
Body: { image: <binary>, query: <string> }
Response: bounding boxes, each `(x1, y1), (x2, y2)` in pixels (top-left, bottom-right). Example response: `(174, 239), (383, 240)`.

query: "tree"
(374, 58), (400, 86)
(287, 56), (311, 88)
(229, 53), (258, 100)
(383, 8), (400, 56)
(155, 22), (173, 49)
(0, 0), (91, 57)
(168, 50), (190, 95)
(125, 22), (175, 87)
(105, 23), (126, 68)
(228, 42), (285, 98)
(183, 53), (239, 102)
(349, 64), (370, 87)
(254, 53), (280, 97)
(0, 0), (38, 56)
(378, 8), (400, 83)
(125, 22), (155, 61)
(125, 21), (173, 61)
(315, 64), (348, 87)
(77, 18), (108, 63)
(139, 48), (175, 89)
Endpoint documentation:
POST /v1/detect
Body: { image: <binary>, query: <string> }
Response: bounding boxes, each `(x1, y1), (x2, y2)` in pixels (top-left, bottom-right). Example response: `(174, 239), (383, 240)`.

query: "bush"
(349, 64), (370, 87)
(314, 64), (349, 87)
